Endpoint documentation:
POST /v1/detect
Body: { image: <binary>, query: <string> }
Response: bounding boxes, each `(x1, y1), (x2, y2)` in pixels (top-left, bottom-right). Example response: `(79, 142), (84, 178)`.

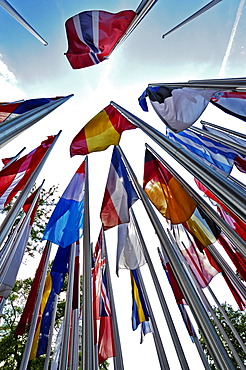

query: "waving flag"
(138, 86), (216, 132)
(70, 104), (136, 156)
(43, 161), (85, 248)
(130, 269), (149, 331)
(0, 136), (56, 209)
(210, 91), (246, 122)
(65, 10), (136, 69)
(0, 97), (60, 123)
(100, 147), (138, 230)
(143, 149), (196, 223)
(167, 128), (240, 176)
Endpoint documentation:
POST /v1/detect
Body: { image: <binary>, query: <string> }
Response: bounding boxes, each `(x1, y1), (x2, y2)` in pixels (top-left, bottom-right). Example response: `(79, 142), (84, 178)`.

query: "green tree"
(199, 303), (246, 369)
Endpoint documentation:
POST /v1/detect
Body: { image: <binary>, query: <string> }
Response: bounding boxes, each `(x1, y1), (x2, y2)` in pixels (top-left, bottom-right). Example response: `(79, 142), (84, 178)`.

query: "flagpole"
(0, 95), (72, 148)
(145, 143), (246, 258)
(19, 240), (52, 370)
(103, 232), (124, 370)
(148, 80), (246, 90)
(228, 175), (246, 191)
(111, 101), (246, 223)
(162, 0), (222, 38)
(0, 181), (44, 282)
(189, 126), (246, 155)
(43, 294), (58, 370)
(59, 243), (76, 370)
(135, 267), (170, 370)
(0, 0), (48, 45)
(117, 145), (235, 370)
(1, 147), (26, 170)
(0, 131), (61, 247)
(201, 120), (246, 140)
(81, 156), (94, 370)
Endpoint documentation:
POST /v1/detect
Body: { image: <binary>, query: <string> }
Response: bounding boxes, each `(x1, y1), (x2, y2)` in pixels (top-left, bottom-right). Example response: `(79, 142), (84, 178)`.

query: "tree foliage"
(199, 303), (246, 369)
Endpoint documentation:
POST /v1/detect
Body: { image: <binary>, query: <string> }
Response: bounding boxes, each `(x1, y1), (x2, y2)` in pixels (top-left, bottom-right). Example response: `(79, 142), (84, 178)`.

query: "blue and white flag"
(43, 161), (85, 247)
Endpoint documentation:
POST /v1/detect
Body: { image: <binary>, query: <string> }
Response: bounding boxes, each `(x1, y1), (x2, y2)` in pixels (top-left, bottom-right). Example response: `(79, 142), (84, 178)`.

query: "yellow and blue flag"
(130, 269), (149, 331)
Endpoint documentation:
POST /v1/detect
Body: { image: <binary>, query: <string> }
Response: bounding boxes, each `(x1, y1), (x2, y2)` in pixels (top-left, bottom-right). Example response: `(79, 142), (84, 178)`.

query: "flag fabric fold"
(0, 136), (56, 209)
(130, 269), (149, 331)
(100, 147), (138, 230)
(70, 104), (136, 156)
(210, 91), (246, 122)
(65, 10), (136, 69)
(43, 161), (85, 248)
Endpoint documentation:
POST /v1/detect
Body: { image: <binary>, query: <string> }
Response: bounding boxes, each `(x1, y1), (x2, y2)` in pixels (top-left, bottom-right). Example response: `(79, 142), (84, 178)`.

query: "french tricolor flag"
(100, 147), (138, 230)
(43, 161), (85, 248)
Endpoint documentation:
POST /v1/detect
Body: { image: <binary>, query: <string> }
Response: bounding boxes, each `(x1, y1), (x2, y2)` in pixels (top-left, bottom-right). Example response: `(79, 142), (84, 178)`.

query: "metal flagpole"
(0, 0), (48, 45)
(0, 131), (61, 248)
(188, 77), (246, 85)
(162, 0), (222, 38)
(189, 126), (246, 155)
(19, 240), (52, 370)
(148, 81), (246, 91)
(201, 120), (246, 140)
(145, 143), (246, 258)
(59, 243), (76, 370)
(130, 208), (175, 369)
(0, 181), (44, 281)
(103, 231), (124, 370)
(1, 147), (26, 170)
(81, 156), (94, 370)
(228, 175), (246, 191)
(43, 294), (58, 370)
(111, 101), (246, 223)
(117, 145), (235, 370)
(0, 95), (72, 148)
(135, 267), (170, 370)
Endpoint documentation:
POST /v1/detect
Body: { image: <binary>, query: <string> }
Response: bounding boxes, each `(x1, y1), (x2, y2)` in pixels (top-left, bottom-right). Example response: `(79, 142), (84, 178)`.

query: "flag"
(138, 86), (216, 132)
(140, 320), (152, 344)
(43, 161), (85, 248)
(92, 230), (105, 322)
(202, 125), (246, 173)
(0, 136), (56, 209)
(216, 204), (246, 243)
(100, 146), (138, 230)
(15, 243), (49, 335)
(0, 97), (60, 123)
(143, 149), (196, 223)
(178, 304), (197, 341)
(0, 189), (40, 299)
(167, 128), (239, 176)
(72, 241), (80, 310)
(70, 104), (136, 156)
(130, 269), (149, 331)
(51, 319), (63, 370)
(116, 212), (146, 276)
(65, 10), (136, 69)
(210, 91), (246, 122)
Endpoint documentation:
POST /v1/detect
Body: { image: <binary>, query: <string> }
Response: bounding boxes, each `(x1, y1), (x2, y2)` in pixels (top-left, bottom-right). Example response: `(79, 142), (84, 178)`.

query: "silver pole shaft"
(207, 285), (246, 354)
(70, 308), (79, 369)
(193, 336), (211, 370)
(19, 241), (52, 370)
(103, 233), (124, 370)
(162, 0), (222, 38)
(59, 244), (76, 370)
(145, 143), (246, 258)
(136, 267), (170, 370)
(148, 82), (246, 91)
(81, 157), (94, 370)
(228, 175), (246, 191)
(0, 95), (72, 148)
(0, 0), (48, 45)
(0, 131), (61, 247)
(130, 208), (189, 369)
(1, 147), (26, 170)
(111, 101), (246, 223)
(117, 145), (234, 370)
(190, 126), (246, 155)
(43, 294), (58, 370)
(201, 120), (246, 140)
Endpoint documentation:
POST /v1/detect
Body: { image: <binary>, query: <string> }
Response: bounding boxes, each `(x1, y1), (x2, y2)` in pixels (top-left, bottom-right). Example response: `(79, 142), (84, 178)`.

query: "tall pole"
(0, 0), (48, 45)
(43, 294), (58, 370)
(19, 240), (52, 370)
(145, 143), (246, 258)
(103, 233), (125, 370)
(148, 80), (246, 90)
(117, 145), (235, 370)
(1, 147), (26, 170)
(59, 244), (76, 370)
(0, 95), (73, 148)
(111, 101), (246, 223)
(201, 120), (246, 140)
(0, 131), (61, 247)
(162, 0), (222, 38)
(81, 156), (94, 370)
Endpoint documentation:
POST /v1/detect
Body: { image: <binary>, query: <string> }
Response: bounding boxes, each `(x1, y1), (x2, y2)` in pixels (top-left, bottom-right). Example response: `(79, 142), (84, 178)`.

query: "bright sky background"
(0, 0), (245, 369)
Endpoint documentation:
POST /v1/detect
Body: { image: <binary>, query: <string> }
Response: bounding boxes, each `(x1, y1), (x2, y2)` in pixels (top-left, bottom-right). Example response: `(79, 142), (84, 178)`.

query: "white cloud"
(0, 54), (26, 101)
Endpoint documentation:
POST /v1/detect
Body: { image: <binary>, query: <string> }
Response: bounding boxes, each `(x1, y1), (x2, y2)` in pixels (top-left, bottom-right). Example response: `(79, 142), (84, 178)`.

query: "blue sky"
(0, 1), (245, 369)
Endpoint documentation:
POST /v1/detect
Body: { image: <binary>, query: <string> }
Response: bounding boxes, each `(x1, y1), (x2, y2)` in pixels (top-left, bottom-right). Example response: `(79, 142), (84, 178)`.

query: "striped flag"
(130, 269), (149, 331)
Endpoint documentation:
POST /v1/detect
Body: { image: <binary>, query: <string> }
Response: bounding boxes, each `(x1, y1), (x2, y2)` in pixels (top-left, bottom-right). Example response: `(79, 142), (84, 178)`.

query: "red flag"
(98, 316), (115, 364)
(0, 136), (56, 209)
